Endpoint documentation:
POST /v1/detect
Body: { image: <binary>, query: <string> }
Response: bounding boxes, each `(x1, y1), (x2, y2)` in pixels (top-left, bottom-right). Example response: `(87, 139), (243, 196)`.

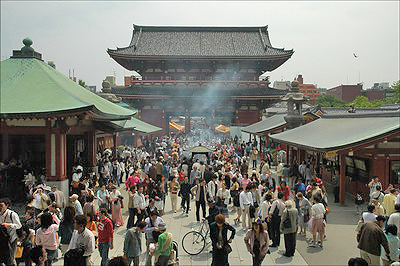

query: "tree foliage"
(315, 94), (346, 107)
(78, 79), (87, 88)
(316, 80), (399, 108)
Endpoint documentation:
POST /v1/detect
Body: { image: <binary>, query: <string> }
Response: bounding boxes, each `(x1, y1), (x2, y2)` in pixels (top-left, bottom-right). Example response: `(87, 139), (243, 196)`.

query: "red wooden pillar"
(87, 130), (96, 167)
(113, 133), (118, 158)
(55, 132), (67, 181)
(286, 145), (289, 164)
(339, 154), (346, 205)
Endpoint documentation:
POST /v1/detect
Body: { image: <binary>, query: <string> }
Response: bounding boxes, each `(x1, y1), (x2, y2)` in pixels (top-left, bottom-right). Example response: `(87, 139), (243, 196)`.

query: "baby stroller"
(168, 240), (179, 266)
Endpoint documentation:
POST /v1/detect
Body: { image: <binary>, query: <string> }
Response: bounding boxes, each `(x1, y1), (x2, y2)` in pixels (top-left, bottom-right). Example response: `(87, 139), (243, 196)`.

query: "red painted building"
(327, 84), (362, 102)
(107, 25), (294, 135)
(296, 75), (321, 103)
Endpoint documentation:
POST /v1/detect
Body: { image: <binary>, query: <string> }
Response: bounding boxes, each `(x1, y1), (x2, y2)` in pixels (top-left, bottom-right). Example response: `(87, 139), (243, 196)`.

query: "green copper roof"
(241, 114), (286, 134)
(1, 58), (135, 119)
(111, 117), (162, 133)
(270, 112), (400, 152)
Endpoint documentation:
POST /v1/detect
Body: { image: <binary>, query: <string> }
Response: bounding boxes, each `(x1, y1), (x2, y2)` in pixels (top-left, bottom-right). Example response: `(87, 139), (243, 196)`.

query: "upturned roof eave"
(0, 105), (134, 121)
(107, 50), (294, 60)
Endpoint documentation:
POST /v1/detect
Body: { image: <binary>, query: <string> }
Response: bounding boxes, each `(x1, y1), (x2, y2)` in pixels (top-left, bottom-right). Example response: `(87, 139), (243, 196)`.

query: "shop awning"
(241, 114), (287, 134)
(169, 122), (185, 131)
(215, 124), (230, 133)
(111, 117), (162, 134)
(270, 112), (400, 152)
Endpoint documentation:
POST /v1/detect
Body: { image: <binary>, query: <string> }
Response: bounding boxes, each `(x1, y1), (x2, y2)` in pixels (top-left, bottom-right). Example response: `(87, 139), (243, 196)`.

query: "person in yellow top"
(383, 189), (398, 217)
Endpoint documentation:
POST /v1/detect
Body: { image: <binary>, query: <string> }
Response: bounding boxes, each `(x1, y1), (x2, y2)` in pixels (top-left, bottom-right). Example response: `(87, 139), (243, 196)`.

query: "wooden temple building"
(270, 110), (400, 204)
(0, 39), (159, 200)
(107, 25), (294, 135)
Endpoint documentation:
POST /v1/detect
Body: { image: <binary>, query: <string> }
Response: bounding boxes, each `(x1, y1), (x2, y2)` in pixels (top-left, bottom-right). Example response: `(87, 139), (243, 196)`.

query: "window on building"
(391, 161), (400, 185)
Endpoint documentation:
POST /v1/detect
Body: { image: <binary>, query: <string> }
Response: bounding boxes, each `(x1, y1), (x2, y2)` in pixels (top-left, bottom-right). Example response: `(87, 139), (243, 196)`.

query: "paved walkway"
(50, 186), (307, 266)
(48, 163), (362, 265)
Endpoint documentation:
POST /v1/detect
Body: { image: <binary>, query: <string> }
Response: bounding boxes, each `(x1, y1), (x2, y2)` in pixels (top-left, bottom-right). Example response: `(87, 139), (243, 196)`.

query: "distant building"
(104, 76), (116, 87)
(124, 74), (142, 86)
(295, 75), (321, 103)
(318, 88), (328, 94)
(273, 80), (291, 90)
(327, 84), (362, 102)
(371, 82), (390, 90)
(86, 85), (97, 93)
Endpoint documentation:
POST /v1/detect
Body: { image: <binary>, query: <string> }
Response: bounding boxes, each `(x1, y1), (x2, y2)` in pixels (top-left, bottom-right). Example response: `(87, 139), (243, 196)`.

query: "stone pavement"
(48, 164), (362, 265)
(51, 185), (308, 266)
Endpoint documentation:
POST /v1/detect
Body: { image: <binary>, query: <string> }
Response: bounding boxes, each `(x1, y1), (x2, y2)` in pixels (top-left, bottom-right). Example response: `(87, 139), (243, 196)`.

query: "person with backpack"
(35, 212), (59, 266)
(58, 206), (75, 257)
(144, 211), (164, 266)
(97, 208), (114, 266)
(0, 197), (22, 266)
(67, 215), (95, 266)
(30, 245), (48, 266)
(150, 222), (174, 266)
(123, 221), (147, 266)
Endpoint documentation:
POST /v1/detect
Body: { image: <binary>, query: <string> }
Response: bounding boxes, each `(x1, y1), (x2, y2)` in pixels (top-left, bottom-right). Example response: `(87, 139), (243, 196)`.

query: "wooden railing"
(121, 80), (271, 88)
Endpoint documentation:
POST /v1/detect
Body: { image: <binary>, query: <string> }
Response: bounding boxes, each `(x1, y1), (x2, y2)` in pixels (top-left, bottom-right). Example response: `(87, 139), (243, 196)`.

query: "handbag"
(283, 213), (291, 229)
(355, 218), (364, 232)
(223, 244), (232, 254)
(15, 245), (23, 259)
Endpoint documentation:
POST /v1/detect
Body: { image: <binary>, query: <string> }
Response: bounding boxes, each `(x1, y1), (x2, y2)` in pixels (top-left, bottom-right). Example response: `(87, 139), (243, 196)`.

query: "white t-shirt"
(311, 203), (326, 219)
(362, 212), (377, 223)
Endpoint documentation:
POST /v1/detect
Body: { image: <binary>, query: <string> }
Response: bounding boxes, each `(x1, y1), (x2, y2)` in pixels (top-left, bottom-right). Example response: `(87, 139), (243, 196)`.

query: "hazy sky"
(1, 1), (399, 90)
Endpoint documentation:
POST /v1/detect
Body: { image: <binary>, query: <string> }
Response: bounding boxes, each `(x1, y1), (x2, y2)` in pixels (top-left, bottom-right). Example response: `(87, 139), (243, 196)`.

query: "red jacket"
(97, 217), (114, 243)
(278, 185), (290, 201)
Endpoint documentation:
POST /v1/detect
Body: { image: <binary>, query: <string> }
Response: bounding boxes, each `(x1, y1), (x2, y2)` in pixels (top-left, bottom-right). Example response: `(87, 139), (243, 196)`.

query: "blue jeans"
(98, 241), (111, 266)
(181, 196), (190, 213)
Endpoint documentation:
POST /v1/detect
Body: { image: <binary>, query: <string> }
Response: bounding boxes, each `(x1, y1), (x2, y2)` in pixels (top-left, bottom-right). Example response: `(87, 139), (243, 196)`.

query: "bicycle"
(182, 219), (211, 255)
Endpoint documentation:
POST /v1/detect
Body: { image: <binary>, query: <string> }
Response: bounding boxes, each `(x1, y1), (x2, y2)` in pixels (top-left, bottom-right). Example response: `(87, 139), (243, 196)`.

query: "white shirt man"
(388, 205), (400, 238)
(207, 178), (217, 200)
(133, 191), (146, 211)
(311, 203), (326, 219)
(269, 198), (285, 216)
(239, 189), (254, 229)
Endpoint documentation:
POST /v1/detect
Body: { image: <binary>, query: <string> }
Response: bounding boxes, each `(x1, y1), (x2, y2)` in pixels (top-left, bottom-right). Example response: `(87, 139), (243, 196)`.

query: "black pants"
(181, 196), (190, 213)
(136, 209), (145, 223)
(196, 200), (206, 221)
(252, 160), (257, 168)
(284, 233), (296, 256)
(211, 249), (229, 266)
(127, 208), (136, 229)
(252, 255), (265, 266)
(334, 186), (339, 203)
(270, 215), (281, 246)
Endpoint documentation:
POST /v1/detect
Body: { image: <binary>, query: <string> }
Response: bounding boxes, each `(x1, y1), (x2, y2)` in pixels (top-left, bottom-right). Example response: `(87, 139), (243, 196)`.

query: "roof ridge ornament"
(11, 38), (42, 60)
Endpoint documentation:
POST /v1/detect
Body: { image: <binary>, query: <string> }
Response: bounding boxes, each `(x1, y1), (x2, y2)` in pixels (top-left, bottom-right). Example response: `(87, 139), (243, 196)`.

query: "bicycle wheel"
(182, 230), (206, 255)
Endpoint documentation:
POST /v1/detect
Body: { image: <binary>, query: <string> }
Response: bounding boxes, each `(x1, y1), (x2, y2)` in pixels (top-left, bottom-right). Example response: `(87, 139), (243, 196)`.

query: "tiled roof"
(108, 25), (293, 58)
(270, 111), (400, 152)
(0, 58), (135, 119)
(111, 86), (287, 97)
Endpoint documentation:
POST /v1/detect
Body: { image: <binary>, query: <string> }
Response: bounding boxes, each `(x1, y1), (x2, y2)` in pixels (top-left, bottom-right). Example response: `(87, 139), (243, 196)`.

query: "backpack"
(0, 211), (15, 264)
(64, 247), (86, 266)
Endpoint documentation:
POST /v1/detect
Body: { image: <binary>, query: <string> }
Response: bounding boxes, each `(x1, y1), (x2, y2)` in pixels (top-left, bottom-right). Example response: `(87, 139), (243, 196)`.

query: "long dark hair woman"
(59, 206), (76, 257)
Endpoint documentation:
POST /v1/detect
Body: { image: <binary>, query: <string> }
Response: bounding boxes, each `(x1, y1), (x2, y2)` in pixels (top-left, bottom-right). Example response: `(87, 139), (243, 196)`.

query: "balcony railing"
(122, 80), (271, 89)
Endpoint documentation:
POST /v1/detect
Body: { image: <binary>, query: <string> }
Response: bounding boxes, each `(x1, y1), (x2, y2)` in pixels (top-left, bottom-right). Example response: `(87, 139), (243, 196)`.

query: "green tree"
(350, 96), (374, 108)
(78, 79), (87, 88)
(315, 94), (346, 107)
(392, 80), (400, 103)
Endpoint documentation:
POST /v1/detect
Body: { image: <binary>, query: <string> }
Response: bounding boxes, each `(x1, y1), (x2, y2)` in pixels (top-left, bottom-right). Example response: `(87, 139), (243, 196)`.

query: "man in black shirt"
(179, 177), (191, 216)
(191, 179), (208, 222)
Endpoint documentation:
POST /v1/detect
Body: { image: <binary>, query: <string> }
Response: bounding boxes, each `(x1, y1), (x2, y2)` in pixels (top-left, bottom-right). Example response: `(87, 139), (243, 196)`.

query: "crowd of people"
(353, 176), (400, 266)
(0, 129), (399, 266)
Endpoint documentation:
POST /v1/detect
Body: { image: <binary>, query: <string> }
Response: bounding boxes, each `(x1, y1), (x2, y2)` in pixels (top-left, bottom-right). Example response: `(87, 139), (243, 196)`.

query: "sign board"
(325, 150), (337, 159)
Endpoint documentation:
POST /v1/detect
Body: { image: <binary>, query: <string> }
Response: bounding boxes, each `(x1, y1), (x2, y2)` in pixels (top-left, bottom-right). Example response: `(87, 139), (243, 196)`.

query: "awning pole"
(339, 154), (346, 205)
